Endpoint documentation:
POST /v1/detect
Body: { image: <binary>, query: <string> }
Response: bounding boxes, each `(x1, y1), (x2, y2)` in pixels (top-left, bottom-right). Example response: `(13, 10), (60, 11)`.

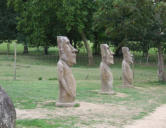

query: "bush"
(38, 77), (42, 80)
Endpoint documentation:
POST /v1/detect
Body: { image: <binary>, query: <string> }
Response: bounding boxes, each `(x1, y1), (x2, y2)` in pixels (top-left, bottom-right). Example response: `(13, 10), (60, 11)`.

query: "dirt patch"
(116, 92), (128, 98)
(16, 108), (50, 119)
(17, 102), (120, 119)
(124, 104), (166, 128)
(80, 124), (116, 128)
(134, 86), (145, 90)
(149, 86), (163, 90)
(16, 101), (140, 127)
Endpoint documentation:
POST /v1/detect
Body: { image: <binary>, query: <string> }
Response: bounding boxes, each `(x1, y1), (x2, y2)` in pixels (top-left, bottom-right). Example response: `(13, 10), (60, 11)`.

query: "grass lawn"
(0, 50), (166, 128)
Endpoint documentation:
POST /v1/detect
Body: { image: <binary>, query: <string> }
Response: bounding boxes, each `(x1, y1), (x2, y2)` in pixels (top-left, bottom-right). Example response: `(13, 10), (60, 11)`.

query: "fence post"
(14, 41), (17, 80)
(132, 54), (135, 80)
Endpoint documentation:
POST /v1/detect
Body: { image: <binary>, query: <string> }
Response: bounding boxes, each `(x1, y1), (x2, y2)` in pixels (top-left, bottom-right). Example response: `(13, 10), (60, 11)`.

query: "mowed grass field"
(0, 42), (166, 128)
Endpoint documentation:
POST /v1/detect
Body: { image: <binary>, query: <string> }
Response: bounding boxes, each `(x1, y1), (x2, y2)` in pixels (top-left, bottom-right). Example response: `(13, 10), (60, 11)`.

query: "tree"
(94, 0), (134, 56)
(0, 0), (17, 50)
(151, 0), (166, 81)
(94, 0), (154, 56)
(56, 0), (97, 65)
(94, 0), (166, 81)
(8, 0), (97, 61)
(8, 0), (66, 55)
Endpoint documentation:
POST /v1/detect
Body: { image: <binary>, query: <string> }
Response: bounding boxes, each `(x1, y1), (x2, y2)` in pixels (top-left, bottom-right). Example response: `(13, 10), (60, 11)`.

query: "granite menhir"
(0, 86), (16, 128)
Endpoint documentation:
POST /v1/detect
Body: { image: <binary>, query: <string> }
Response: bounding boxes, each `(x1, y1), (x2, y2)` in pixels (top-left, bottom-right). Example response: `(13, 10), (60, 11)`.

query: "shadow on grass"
(146, 80), (166, 86)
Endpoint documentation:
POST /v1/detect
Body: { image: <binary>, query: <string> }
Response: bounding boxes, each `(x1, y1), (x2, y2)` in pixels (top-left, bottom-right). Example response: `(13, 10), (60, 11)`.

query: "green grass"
(16, 117), (79, 128)
(0, 42), (166, 127)
(0, 42), (162, 66)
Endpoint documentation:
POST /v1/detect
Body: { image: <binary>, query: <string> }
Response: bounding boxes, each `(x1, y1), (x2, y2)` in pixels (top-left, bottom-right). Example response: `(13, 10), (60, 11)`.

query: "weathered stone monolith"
(100, 44), (115, 94)
(56, 36), (79, 107)
(122, 47), (133, 87)
(0, 86), (16, 128)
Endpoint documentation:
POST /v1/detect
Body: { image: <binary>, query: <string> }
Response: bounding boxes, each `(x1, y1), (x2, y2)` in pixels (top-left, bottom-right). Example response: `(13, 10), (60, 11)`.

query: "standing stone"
(122, 47), (133, 87)
(56, 36), (79, 107)
(0, 86), (16, 128)
(100, 44), (115, 94)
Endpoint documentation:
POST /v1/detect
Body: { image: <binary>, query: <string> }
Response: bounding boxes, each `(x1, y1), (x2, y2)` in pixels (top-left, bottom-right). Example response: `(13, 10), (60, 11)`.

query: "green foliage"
(17, 118), (79, 128)
(5, 0), (166, 55)
(0, 0), (17, 42)
(48, 77), (57, 80)
(57, 0), (97, 38)
(74, 103), (80, 107)
(8, 0), (65, 47)
(93, 0), (166, 56)
(8, 0), (98, 50)
(94, 0), (154, 49)
(151, 0), (166, 45)
(38, 77), (42, 80)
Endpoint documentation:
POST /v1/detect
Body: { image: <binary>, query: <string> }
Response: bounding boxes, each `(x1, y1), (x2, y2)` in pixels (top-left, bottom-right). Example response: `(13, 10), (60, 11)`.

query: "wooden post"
(7, 42), (10, 58)
(132, 54), (135, 80)
(14, 41), (17, 80)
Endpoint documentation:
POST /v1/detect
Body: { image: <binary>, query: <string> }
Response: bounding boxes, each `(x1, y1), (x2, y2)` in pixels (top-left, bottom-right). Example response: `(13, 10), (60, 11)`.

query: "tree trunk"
(23, 45), (28, 54)
(7, 43), (10, 56)
(115, 39), (127, 57)
(115, 46), (123, 57)
(73, 41), (77, 49)
(157, 44), (166, 82)
(143, 48), (149, 58)
(93, 42), (100, 55)
(14, 42), (17, 80)
(37, 46), (40, 52)
(143, 47), (149, 64)
(80, 31), (94, 65)
(44, 46), (48, 55)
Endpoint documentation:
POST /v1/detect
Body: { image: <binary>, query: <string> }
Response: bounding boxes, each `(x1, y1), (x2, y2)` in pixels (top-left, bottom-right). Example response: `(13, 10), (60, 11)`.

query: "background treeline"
(1, 0), (166, 81)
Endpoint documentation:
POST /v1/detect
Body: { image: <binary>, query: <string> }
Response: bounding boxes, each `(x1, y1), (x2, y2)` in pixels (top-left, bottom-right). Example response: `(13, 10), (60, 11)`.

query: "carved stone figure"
(122, 47), (133, 87)
(100, 44), (115, 94)
(0, 86), (16, 128)
(56, 36), (79, 107)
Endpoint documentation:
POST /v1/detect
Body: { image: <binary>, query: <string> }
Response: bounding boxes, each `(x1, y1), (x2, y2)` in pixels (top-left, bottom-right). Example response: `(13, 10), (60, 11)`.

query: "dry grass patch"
(16, 101), (142, 128)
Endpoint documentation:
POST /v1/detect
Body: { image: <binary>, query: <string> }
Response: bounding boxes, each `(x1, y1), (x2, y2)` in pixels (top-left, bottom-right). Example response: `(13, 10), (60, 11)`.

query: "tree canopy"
(3, 0), (166, 80)
(0, 0), (17, 42)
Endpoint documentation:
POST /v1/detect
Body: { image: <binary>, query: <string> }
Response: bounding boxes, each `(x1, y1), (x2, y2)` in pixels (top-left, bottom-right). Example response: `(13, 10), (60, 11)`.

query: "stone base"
(90, 90), (116, 95)
(56, 102), (80, 107)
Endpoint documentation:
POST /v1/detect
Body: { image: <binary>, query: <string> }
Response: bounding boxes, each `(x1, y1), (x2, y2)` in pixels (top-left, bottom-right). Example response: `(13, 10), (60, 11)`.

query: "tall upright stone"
(0, 86), (16, 128)
(56, 36), (79, 107)
(122, 47), (133, 87)
(100, 44), (115, 94)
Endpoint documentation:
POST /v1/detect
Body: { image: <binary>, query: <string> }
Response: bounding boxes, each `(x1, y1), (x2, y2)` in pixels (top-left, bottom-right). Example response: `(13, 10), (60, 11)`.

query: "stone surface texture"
(100, 44), (115, 94)
(122, 47), (133, 87)
(56, 36), (78, 106)
(0, 86), (16, 128)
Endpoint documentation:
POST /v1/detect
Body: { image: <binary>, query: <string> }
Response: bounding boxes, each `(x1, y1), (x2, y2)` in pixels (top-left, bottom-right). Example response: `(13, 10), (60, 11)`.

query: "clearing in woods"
(0, 53), (166, 128)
